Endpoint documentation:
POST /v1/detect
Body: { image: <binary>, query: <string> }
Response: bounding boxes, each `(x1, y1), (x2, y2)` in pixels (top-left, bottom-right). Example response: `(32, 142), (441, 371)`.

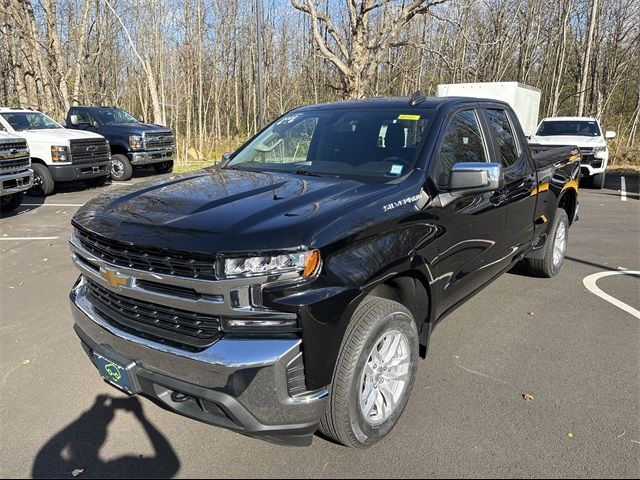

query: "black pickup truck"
(64, 107), (175, 181)
(68, 96), (580, 447)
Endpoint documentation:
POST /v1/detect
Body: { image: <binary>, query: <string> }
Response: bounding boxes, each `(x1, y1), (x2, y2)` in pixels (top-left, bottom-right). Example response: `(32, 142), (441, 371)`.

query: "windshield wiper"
(293, 169), (341, 179)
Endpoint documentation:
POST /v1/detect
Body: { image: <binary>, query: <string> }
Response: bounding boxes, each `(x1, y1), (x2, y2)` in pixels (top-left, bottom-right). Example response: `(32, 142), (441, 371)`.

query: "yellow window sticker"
(398, 114), (421, 121)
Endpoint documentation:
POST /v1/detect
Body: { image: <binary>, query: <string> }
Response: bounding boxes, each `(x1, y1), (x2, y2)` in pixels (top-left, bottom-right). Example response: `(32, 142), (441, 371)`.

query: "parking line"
(620, 176), (627, 202)
(0, 237), (59, 241)
(22, 204), (84, 207)
(583, 270), (640, 319)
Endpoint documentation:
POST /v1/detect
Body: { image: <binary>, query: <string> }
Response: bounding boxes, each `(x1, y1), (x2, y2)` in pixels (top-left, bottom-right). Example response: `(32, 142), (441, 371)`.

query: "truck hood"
(529, 135), (606, 148)
(14, 128), (105, 145)
(73, 169), (397, 254)
(100, 123), (172, 136)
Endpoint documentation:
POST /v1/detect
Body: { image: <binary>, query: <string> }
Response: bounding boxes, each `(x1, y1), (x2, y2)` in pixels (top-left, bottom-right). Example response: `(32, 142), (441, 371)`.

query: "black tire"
(110, 154), (133, 181)
(592, 171), (605, 189)
(318, 296), (419, 448)
(0, 191), (25, 214)
(152, 161), (174, 174)
(85, 175), (108, 188)
(527, 209), (569, 278)
(29, 163), (55, 197)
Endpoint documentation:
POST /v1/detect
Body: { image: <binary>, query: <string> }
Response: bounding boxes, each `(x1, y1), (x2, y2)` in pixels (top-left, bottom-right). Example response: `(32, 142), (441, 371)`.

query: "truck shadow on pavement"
(32, 395), (180, 479)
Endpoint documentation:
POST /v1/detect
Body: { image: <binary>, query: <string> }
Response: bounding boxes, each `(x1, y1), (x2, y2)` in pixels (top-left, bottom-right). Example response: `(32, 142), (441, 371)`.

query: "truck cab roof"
(295, 96), (509, 112)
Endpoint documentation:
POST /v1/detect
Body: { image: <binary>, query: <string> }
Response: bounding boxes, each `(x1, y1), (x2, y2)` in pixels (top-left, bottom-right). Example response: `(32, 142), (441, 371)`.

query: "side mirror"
(449, 162), (504, 194)
(605, 131), (616, 140)
(221, 152), (232, 164)
(61, 119), (67, 127)
(138, 115), (144, 122)
(70, 114), (79, 126)
(92, 120), (99, 129)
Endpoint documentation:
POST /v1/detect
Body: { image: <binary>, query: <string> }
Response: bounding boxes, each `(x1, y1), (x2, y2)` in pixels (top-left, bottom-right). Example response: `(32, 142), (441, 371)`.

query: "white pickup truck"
(529, 117), (615, 189)
(0, 132), (32, 213)
(0, 108), (111, 196)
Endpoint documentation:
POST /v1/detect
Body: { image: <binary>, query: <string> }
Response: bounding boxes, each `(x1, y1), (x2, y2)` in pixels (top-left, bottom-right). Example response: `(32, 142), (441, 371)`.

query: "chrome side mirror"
(605, 131), (616, 140)
(449, 162), (504, 194)
(70, 114), (79, 126)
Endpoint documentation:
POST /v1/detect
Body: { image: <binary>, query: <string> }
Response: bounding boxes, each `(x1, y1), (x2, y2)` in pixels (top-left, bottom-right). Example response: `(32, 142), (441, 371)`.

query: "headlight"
(129, 135), (144, 150)
(50, 145), (69, 162)
(593, 146), (607, 152)
(223, 250), (320, 279)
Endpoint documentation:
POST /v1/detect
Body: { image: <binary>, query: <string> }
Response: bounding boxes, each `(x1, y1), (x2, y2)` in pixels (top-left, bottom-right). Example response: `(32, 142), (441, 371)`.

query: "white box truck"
(437, 82), (541, 137)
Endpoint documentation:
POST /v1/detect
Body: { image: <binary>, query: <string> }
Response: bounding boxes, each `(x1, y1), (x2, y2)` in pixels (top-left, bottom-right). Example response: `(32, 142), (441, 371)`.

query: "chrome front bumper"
(130, 149), (175, 165)
(0, 169), (33, 196)
(70, 276), (328, 445)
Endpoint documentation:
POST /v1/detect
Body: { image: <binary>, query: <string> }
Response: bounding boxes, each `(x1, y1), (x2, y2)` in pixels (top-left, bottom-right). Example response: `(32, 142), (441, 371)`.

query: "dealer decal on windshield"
(383, 194), (422, 212)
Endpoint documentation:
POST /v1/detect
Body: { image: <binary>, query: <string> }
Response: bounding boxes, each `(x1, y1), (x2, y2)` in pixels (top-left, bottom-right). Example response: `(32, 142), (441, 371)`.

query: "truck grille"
(0, 139), (30, 173)
(69, 138), (110, 164)
(75, 227), (218, 280)
(87, 280), (221, 348)
(144, 130), (175, 151)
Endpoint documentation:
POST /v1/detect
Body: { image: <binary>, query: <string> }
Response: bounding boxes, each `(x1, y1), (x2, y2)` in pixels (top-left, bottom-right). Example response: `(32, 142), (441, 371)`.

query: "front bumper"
(70, 278), (328, 446)
(129, 149), (175, 166)
(50, 162), (111, 182)
(0, 169), (33, 196)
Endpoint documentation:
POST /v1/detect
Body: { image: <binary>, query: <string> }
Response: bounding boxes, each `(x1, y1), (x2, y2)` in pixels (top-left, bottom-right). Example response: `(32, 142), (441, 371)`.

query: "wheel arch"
(558, 187), (578, 225)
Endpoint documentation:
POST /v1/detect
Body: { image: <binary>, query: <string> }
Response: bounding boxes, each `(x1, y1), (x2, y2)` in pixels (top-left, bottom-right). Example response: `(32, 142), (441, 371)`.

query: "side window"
(486, 109), (519, 167)
(75, 109), (92, 125)
(435, 109), (487, 186)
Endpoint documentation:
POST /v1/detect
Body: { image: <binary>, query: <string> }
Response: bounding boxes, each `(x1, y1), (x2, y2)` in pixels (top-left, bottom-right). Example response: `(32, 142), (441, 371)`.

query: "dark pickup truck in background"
(64, 106), (176, 181)
(68, 96), (580, 448)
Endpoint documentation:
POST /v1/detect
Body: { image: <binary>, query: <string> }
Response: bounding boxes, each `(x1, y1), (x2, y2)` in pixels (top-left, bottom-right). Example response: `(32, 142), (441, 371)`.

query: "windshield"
(1, 112), (62, 131)
(92, 108), (140, 125)
(226, 109), (433, 181)
(536, 120), (601, 137)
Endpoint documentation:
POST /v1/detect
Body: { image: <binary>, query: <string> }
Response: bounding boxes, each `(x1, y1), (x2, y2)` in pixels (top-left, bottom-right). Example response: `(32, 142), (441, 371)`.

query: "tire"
(110, 154), (133, 181)
(592, 171), (605, 189)
(29, 163), (55, 197)
(318, 296), (419, 448)
(152, 161), (174, 174)
(85, 175), (108, 188)
(527, 209), (569, 278)
(0, 191), (25, 214)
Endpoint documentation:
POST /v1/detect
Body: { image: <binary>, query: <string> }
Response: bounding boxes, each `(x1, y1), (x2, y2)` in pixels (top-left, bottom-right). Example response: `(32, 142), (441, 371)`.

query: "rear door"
(483, 107), (537, 256)
(429, 107), (509, 316)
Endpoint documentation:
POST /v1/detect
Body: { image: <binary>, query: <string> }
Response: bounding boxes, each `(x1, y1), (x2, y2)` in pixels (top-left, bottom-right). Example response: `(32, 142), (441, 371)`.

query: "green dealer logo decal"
(104, 363), (122, 382)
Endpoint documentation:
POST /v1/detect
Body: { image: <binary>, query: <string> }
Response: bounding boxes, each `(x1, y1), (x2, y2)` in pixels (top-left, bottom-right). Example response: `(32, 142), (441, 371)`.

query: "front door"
(429, 108), (509, 316)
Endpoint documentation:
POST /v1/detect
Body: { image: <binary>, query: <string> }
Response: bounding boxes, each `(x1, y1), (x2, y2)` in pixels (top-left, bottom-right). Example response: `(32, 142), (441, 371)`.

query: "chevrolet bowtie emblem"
(100, 267), (130, 288)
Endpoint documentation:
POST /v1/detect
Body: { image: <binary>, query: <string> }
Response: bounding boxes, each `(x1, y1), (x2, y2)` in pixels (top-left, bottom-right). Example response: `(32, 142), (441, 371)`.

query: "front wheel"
(527, 209), (569, 278)
(318, 297), (419, 448)
(1, 191), (25, 214)
(152, 161), (173, 174)
(28, 163), (55, 197)
(85, 175), (108, 188)
(110, 154), (133, 181)
(592, 171), (605, 189)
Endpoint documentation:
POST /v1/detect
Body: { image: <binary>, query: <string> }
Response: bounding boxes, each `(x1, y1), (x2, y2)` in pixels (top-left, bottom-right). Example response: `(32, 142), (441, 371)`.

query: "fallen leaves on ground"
(522, 393), (534, 401)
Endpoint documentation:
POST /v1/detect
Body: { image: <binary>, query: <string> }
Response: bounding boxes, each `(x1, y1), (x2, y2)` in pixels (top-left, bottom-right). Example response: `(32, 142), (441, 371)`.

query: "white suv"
(0, 108), (111, 196)
(529, 117), (615, 189)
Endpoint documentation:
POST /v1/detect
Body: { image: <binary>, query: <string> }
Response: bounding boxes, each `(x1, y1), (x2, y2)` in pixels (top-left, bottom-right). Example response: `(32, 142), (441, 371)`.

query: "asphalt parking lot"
(1, 173), (638, 479)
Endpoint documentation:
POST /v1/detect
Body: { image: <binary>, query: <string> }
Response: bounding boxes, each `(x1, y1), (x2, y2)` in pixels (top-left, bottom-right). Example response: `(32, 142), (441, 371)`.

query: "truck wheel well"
(558, 189), (577, 225)
(110, 144), (129, 156)
(368, 272), (430, 335)
(30, 157), (46, 165)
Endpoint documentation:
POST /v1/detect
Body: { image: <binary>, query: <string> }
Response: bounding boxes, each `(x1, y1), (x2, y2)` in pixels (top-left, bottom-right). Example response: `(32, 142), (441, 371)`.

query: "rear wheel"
(110, 154), (133, 181)
(28, 163), (55, 197)
(527, 209), (569, 278)
(318, 297), (419, 448)
(1, 191), (25, 213)
(592, 171), (605, 189)
(152, 161), (173, 174)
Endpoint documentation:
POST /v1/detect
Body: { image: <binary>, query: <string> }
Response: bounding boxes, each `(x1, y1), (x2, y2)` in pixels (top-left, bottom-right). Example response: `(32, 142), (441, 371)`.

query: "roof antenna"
(409, 90), (427, 106)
